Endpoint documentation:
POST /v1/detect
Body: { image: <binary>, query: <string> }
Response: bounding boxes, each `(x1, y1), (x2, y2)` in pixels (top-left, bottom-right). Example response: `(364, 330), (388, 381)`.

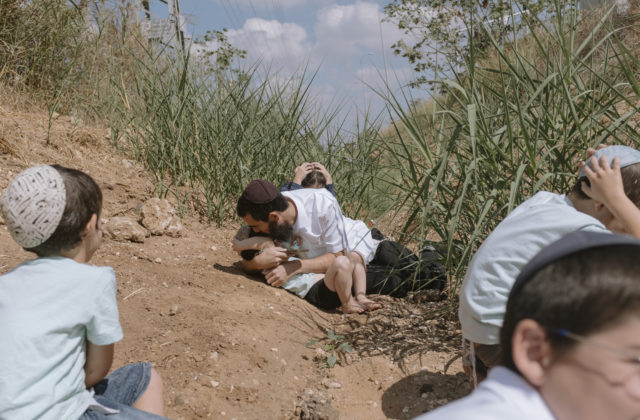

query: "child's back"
(0, 258), (121, 418)
(0, 165), (165, 419)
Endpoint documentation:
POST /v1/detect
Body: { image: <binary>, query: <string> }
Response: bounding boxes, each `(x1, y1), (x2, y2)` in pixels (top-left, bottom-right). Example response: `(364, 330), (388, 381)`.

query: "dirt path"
(0, 103), (469, 419)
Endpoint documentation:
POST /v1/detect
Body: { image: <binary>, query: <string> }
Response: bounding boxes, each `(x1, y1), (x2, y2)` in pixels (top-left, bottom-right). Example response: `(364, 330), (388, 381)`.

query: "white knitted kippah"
(1, 165), (66, 248)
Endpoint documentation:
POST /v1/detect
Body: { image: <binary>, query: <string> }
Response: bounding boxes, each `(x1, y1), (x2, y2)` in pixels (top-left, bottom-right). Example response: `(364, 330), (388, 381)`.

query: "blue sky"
(148, 0), (423, 127)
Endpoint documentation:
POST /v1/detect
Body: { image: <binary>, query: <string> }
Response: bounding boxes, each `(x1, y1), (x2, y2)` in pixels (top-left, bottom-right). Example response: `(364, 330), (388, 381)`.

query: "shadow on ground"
(382, 369), (469, 419)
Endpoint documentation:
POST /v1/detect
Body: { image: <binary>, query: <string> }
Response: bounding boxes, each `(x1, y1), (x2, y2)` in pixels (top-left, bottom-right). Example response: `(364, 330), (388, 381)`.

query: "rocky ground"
(0, 99), (469, 419)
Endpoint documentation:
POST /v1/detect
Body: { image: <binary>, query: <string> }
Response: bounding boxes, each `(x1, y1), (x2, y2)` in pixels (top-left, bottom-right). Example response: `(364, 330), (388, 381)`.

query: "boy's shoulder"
(1, 257), (114, 284)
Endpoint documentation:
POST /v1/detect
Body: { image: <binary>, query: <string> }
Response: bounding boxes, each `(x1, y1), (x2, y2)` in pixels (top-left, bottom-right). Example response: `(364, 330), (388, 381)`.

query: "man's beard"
(269, 220), (293, 243)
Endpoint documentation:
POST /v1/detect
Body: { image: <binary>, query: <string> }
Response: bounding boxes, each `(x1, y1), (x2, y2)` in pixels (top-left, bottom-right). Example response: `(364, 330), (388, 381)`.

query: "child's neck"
(60, 244), (91, 264)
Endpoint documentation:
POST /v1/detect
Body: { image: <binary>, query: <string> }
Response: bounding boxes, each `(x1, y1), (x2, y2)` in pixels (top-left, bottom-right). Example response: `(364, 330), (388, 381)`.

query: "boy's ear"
(81, 214), (98, 236)
(511, 319), (553, 387)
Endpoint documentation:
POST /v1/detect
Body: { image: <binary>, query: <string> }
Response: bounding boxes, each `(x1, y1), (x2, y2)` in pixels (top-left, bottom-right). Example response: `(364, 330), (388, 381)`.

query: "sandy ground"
(0, 102), (469, 419)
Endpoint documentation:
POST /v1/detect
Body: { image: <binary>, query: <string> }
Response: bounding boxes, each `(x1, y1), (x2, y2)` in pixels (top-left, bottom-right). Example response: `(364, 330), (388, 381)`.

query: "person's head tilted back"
(500, 230), (640, 420)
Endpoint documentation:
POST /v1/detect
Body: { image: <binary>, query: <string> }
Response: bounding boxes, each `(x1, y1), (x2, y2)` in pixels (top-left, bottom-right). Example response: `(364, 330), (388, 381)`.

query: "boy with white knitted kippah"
(0, 165), (167, 419)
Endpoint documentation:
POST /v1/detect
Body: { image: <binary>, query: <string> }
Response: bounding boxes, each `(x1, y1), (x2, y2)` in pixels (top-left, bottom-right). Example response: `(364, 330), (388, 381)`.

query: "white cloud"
(313, 2), (405, 61)
(224, 0), (330, 10)
(200, 18), (311, 72)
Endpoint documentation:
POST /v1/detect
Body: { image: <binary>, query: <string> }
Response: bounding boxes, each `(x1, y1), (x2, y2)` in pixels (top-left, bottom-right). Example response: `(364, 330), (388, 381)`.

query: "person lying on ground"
(233, 161), (335, 259)
(458, 145), (640, 387)
(415, 230), (640, 420)
(233, 234), (325, 301)
(236, 179), (383, 314)
(0, 165), (167, 419)
(280, 162), (335, 195)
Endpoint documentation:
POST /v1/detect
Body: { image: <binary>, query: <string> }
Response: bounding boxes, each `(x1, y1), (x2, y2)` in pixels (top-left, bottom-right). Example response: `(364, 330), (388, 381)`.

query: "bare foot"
(341, 300), (365, 314)
(356, 295), (382, 312)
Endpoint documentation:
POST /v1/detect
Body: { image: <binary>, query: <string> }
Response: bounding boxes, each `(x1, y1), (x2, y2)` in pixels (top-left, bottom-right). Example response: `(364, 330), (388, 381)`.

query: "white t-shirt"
(282, 189), (378, 263)
(0, 257), (123, 420)
(459, 192), (607, 344)
(413, 366), (556, 420)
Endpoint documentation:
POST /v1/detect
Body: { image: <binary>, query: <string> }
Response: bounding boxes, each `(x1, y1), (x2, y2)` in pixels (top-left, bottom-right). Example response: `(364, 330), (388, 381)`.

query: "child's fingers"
(611, 156), (621, 171)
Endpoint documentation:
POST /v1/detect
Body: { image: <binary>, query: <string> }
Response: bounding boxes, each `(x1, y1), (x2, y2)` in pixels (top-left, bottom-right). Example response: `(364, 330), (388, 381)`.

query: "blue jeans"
(80, 362), (168, 419)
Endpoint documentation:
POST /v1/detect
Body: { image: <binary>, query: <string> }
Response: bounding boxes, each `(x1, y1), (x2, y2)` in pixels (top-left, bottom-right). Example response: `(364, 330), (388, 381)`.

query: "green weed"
(306, 330), (353, 368)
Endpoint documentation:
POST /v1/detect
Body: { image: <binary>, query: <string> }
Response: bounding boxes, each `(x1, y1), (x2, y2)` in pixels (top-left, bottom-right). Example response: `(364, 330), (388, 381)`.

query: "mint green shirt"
(0, 257), (123, 419)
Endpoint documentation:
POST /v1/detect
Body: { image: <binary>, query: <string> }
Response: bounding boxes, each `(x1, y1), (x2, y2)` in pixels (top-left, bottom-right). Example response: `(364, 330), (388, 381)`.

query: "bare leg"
(133, 367), (164, 416)
(324, 255), (364, 314)
(350, 252), (382, 312)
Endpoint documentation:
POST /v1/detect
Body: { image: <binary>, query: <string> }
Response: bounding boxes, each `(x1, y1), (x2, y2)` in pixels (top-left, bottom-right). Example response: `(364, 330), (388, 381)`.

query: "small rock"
(402, 406), (409, 413)
(210, 380), (219, 387)
(271, 348), (278, 352)
(162, 282), (168, 287)
(155, 258), (162, 263)
(211, 246), (217, 251)
(210, 351), (219, 360)
(140, 198), (183, 237)
(169, 305), (179, 316)
(103, 217), (148, 243)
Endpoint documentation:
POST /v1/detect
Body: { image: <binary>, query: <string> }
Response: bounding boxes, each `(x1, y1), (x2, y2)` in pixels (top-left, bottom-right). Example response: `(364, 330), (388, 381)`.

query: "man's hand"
(293, 162), (314, 184)
(258, 247), (289, 268)
(264, 260), (302, 287)
(242, 247), (289, 272)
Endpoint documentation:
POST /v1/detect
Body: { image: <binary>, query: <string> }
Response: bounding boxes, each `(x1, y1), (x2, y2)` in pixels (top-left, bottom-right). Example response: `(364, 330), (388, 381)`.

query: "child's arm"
(582, 156), (640, 238)
(84, 342), (114, 387)
(232, 236), (274, 253)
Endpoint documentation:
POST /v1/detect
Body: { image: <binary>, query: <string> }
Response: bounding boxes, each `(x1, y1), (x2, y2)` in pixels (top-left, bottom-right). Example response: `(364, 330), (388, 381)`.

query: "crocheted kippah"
(1, 165), (66, 248)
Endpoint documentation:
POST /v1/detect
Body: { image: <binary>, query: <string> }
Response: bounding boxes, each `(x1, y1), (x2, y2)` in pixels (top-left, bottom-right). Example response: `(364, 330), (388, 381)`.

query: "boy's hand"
(581, 156), (625, 205)
(311, 162), (332, 184)
(264, 260), (301, 287)
(577, 145), (608, 173)
(293, 162), (314, 184)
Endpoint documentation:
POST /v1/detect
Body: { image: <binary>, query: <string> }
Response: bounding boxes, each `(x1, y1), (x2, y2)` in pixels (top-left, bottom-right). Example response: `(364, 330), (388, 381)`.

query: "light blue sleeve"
(86, 268), (123, 345)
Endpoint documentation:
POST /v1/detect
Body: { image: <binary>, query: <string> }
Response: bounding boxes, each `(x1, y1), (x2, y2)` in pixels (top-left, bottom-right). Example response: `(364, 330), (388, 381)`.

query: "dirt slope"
(0, 102), (469, 419)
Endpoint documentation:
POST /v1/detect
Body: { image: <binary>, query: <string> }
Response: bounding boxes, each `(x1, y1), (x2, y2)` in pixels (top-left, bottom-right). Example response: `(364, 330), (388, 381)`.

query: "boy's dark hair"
(301, 170), (327, 188)
(236, 194), (288, 222)
(26, 165), (102, 256)
(571, 162), (640, 206)
(500, 245), (640, 372)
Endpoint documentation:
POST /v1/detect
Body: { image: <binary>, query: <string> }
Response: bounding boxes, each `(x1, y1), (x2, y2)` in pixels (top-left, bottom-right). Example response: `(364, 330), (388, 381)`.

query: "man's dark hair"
(301, 170), (327, 188)
(26, 165), (102, 256)
(236, 194), (288, 222)
(500, 245), (640, 372)
(571, 162), (640, 206)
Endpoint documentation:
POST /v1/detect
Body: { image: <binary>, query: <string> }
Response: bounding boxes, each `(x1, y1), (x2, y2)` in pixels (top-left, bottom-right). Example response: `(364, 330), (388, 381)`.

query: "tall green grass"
(4, 0), (640, 299)
(108, 45), (390, 225)
(378, 0), (640, 292)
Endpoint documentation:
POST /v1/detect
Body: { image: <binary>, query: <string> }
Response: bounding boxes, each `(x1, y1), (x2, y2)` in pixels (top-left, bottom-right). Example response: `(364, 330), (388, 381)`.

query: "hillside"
(0, 99), (467, 419)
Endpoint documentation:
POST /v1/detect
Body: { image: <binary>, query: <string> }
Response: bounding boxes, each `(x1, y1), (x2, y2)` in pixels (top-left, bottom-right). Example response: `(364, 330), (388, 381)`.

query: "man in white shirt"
(236, 179), (380, 312)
